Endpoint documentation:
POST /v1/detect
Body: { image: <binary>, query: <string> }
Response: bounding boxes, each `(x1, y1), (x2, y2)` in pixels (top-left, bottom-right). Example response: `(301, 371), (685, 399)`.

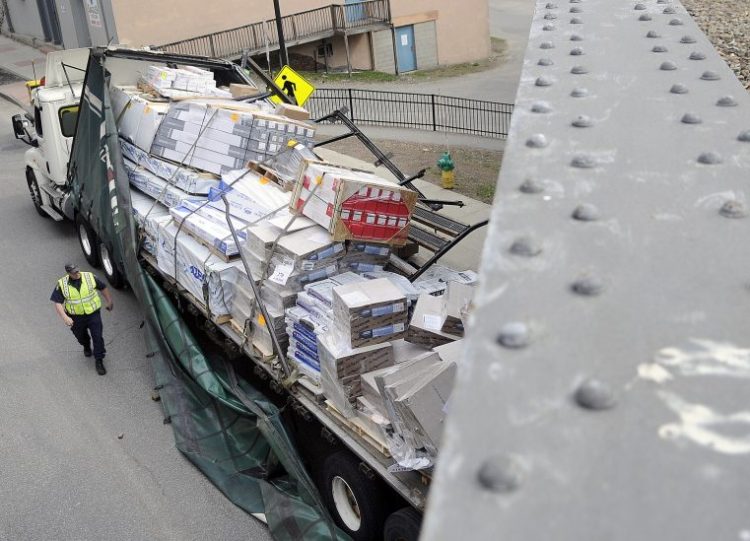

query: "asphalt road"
(0, 97), (271, 540)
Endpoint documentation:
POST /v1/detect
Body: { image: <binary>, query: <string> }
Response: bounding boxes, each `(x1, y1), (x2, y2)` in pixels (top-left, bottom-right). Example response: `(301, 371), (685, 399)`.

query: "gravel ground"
(682, 0), (750, 89)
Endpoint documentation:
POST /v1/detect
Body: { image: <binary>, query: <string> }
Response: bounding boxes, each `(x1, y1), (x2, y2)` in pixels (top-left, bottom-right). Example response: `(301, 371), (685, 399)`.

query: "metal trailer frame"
(423, 0), (750, 539)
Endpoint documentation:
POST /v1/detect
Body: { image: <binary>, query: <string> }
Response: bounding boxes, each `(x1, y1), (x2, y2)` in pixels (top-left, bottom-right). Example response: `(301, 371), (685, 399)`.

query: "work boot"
(95, 359), (106, 376)
(84, 346), (92, 357)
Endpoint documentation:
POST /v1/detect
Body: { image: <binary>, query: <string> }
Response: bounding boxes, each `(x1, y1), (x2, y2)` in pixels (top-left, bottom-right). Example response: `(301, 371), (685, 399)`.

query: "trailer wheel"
(383, 507), (422, 541)
(26, 167), (47, 218)
(76, 215), (100, 267)
(99, 241), (125, 289)
(321, 450), (388, 541)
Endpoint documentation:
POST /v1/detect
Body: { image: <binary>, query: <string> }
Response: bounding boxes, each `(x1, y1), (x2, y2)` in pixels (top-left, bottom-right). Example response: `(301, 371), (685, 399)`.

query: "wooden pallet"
(229, 318), (276, 361)
(324, 400), (392, 458)
(247, 161), (294, 192)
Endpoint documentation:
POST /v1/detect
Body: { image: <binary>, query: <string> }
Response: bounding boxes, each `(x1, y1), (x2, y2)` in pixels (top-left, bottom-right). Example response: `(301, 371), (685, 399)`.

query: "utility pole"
(272, 0), (289, 68)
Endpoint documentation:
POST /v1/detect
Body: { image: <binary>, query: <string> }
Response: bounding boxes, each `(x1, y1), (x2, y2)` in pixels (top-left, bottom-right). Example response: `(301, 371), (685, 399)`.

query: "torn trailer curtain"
(68, 49), (348, 541)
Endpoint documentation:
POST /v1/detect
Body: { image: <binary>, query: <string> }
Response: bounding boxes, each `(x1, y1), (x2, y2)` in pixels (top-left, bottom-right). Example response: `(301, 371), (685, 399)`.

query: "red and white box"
(291, 161), (417, 246)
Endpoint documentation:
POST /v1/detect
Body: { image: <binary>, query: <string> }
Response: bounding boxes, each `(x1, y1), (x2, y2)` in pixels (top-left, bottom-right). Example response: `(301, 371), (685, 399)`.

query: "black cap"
(64, 263), (79, 273)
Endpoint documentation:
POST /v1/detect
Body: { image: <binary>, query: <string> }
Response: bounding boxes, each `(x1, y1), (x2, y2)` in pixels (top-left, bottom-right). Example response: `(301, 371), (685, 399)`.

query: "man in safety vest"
(50, 263), (114, 375)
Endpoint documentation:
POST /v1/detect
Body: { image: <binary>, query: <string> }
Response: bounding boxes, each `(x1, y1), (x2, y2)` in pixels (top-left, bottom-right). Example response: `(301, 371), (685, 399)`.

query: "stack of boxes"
(141, 65), (232, 99)
(151, 101), (315, 176)
(239, 223), (346, 359)
(339, 242), (391, 273)
(317, 278), (408, 417)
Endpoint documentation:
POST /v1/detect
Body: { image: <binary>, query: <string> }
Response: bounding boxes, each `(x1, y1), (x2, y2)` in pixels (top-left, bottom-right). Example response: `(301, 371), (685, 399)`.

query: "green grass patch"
(299, 70), (398, 84)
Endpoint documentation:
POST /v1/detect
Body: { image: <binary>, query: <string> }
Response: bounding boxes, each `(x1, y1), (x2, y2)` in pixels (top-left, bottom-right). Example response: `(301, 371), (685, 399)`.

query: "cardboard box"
(440, 281), (474, 336)
(274, 102), (311, 121)
(319, 334), (395, 418)
(123, 158), (206, 208)
(230, 83), (261, 98)
(406, 294), (460, 348)
(292, 161), (417, 245)
(333, 278), (408, 348)
(112, 87), (170, 151)
(243, 223), (343, 269)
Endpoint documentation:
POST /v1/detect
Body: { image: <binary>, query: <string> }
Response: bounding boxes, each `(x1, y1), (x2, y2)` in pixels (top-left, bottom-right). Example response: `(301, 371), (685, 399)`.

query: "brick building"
(1, 0), (490, 73)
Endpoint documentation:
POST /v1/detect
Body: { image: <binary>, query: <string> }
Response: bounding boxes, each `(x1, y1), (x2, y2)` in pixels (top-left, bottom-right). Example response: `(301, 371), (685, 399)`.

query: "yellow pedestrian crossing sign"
(271, 65), (315, 106)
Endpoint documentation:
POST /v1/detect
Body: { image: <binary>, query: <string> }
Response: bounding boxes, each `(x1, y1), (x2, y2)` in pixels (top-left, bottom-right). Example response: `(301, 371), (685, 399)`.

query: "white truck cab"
(12, 48), (89, 221)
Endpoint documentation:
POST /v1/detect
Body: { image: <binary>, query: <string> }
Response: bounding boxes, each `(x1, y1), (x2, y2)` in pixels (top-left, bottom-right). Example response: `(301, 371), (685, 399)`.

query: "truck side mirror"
(12, 114), (26, 138)
(11, 114), (38, 147)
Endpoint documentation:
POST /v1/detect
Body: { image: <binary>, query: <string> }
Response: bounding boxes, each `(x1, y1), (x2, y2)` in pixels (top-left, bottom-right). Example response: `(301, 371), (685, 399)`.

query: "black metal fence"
(307, 88), (514, 139)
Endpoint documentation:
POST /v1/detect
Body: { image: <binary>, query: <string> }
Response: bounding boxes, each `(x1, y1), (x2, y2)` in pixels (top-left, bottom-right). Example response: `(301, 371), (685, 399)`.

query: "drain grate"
(0, 67), (24, 85)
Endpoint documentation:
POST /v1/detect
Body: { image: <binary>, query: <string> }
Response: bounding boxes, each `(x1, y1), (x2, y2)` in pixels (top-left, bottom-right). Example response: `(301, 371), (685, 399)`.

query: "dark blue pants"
(70, 310), (106, 361)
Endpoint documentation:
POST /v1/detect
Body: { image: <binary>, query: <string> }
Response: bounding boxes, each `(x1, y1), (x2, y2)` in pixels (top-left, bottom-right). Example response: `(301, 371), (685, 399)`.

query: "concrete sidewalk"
(0, 34), (48, 108)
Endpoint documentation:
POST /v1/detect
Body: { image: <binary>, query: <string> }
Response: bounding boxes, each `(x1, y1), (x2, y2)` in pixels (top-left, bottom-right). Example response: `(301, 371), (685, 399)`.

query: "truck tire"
(76, 215), (100, 267)
(99, 241), (126, 289)
(26, 167), (47, 218)
(383, 507), (422, 541)
(321, 450), (388, 541)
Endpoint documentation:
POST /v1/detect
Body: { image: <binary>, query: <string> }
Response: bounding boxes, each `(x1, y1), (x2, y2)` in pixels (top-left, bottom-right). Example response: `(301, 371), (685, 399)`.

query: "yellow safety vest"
(58, 272), (102, 316)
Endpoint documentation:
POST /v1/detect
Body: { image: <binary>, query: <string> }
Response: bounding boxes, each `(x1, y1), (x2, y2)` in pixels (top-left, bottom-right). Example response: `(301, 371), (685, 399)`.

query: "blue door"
(395, 25), (417, 73)
(345, 0), (366, 23)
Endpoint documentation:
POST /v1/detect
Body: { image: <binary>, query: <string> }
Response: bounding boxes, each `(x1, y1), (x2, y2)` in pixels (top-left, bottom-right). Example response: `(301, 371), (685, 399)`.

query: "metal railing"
(158, 0), (390, 59)
(308, 88), (514, 139)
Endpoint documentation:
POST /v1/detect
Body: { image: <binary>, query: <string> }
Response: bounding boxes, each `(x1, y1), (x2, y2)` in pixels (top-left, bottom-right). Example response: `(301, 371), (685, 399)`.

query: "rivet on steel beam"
(646, 30), (661, 38)
(570, 6), (582, 13)
(570, 47), (584, 55)
(572, 203), (600, 221)
(738, 130), (750, 142)
(519, 178), (545, 193)
(697, 151), (722, 165)
(544, 13), (558, 20)
(571, 88), (589, 97)
(571, 65), (588, 74)
(536, 76), (554, 87)
(663, 6), (677, 14)
(570, 34), (584, 41)
(570, 17), (583, 24)
(477, 455), (523, 493)
(660, 61), (677, 71)
(634, 3), (646, 10)
(680, 35), (696, 44)
(689, 51), (706, 60)
(545, 3), (558, 10)
(538, 58), (554, 66)
(575, 379), (617, 410)
(656, 0), (667, 3)
(571, 154), (597, 168)
(717, 96), (737, 107)
(719, 200), (748, 219)
(670, 83), (689, 94)
(496, 322), (531, 349)
(540, 41), (555, 49)
(526, 134), (549, 148)
(571, 274), (604, 296)
(510, 236), (543, 257)
(681, 113), (702, 124)
(652, 45), (668, 53)
(543, 24), (556, 31)
(531, 101), (552, 113)
(701, 71), (720, 81)
(638, 14), (652, 21)
(570, 0), (581, 3)
(669, 18), (683, 25)
(572, 115), (593, 127)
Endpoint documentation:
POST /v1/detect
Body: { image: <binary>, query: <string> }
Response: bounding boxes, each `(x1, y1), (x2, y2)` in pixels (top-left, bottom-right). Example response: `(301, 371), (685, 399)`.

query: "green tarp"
(68, 50), (348, 541)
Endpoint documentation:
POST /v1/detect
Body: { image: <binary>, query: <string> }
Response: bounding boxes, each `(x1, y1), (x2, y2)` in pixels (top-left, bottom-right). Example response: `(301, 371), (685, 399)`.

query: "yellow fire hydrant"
(437, 152), (455, 190)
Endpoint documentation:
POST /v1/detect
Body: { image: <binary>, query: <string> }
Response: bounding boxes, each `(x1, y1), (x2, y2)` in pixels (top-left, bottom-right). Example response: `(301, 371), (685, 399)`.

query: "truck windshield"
(59, 105), (79, 138)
